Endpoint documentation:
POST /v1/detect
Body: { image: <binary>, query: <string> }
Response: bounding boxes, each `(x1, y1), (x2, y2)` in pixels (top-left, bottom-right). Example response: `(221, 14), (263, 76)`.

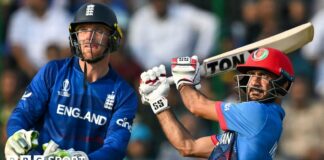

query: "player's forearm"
(179, 85), (218, 121)
(156, 110), (196, 157)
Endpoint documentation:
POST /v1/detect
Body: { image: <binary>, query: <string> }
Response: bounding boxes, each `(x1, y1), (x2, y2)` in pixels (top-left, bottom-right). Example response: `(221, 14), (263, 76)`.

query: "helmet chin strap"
(83, 62), (87, 90)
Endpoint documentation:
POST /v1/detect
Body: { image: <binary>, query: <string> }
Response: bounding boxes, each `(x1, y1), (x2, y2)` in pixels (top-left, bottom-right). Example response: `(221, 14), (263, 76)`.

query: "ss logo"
(153, 99), (164, 110)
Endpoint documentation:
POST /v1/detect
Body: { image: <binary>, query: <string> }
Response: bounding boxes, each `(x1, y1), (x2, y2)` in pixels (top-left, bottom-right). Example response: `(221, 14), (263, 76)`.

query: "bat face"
(166, 23), (313, 85)
(203, 51), (250, 77)
(200, 22), (314, 77)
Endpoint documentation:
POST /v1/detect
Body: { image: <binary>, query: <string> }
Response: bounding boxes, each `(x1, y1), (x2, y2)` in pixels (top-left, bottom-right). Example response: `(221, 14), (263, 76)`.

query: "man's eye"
(95, 29), (104, 33)
(78, 28), (89, 32)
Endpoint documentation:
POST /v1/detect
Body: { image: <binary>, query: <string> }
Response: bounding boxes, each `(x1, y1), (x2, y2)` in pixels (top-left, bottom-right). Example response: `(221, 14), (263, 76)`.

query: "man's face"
(246, 70), (276, 101)
(76, 23), (111, 60)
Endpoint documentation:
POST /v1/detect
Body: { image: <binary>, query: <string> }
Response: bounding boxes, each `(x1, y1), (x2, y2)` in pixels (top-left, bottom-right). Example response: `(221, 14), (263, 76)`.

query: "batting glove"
(171, 55), (201, 90)
(5, 129), (39, 159)
(43, 140), (89, 160)
(139, 65), (170, 114)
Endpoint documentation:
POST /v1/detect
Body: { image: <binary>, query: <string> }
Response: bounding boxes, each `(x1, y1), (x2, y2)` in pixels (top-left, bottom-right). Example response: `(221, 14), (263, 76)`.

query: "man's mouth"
(249, 87), (264, 95)
(84, 44), (99, 49)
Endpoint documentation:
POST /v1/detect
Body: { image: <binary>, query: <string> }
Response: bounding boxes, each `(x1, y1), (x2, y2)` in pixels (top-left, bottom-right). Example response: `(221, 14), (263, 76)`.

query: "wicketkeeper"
(5, 2), (137, 160)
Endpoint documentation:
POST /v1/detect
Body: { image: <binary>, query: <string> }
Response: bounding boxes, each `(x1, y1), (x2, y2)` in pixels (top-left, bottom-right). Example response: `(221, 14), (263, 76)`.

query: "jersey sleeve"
(211, 135), (218, 145)
(215, 101), (268, 136)
(7, 62), (56, 136)
(88, 85), (138, 160)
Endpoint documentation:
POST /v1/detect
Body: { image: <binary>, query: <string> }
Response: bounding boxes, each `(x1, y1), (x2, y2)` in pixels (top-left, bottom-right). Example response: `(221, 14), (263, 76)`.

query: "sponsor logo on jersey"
(116, 118), (132, 132)
(85, 4), (95, 16)
(22, 91), (32, 100)
(224, 103), (232, 111)
(58, 79), (70, 97)
(219, 131), (235, 145)
(57, 104), (107, 126)
(104, 92), (115, 110)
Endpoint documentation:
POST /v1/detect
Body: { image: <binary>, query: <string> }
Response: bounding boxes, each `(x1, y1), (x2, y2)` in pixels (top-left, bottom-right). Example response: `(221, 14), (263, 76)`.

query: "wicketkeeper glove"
(43, 140), (89, 160)
(139, 65), (170, 114)
(171, 55), (201, 90)
(5, 129), (39, 159)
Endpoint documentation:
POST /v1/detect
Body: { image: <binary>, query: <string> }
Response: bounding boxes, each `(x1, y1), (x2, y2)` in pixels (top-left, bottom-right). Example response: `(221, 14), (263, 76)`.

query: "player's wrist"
(176, 80), (194, 91)
(178, 83), (193, 92)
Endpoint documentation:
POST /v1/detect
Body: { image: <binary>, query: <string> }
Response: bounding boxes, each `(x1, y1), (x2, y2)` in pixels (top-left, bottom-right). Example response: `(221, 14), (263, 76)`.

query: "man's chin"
(248, 94), (264, 101)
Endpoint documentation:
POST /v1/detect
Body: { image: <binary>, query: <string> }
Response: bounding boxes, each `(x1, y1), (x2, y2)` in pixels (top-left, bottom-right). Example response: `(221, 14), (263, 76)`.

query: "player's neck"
(274, 98), (282, 105)
(79, 56), (110, 82)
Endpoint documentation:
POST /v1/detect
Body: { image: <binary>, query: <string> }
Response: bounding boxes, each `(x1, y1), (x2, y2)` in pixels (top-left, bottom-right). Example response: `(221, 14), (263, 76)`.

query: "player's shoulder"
(45, 58), (72, 69)
(240, 101), (269, 107)
(237, 101), (269, 113)
(109, 68), (136, 92)
(39, 58), (73, 75)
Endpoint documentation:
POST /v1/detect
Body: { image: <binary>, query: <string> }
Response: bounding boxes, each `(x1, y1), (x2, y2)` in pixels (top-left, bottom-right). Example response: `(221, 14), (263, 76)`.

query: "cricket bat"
(167, 22), (314, 83)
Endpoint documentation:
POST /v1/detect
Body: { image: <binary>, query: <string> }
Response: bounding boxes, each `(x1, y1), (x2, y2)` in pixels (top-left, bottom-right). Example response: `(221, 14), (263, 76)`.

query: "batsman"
(5, 2), (137, 160)
(139, 47), (295, 159)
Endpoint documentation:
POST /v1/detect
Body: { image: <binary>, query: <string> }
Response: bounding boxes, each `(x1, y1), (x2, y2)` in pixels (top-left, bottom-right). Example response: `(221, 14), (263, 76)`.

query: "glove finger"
(191, 55), (198, 61)
(140, 71), (150, 83)
(158, 65), (166, 80)
(140, 84), (158, 95)
(9, 139), (26, 155)
(147, 69), (158, 83)
(43, 140), (59, 156)
(25, 130), (39, 148)
(152, 66), (160, 77)
(191, 55), (200, 70)
(13, 132), (30, 150)
(5, 144), (19, 159)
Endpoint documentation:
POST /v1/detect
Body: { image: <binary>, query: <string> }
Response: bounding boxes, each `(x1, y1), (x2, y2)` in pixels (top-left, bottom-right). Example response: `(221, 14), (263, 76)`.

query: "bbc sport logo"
(7, 155), (87, 160)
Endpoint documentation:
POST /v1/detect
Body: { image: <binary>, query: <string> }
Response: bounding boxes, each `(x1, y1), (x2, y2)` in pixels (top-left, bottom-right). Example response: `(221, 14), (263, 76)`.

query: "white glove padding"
(5, 129), (39, 158)
(139, 65), (170, 114)
(171, 55), (201, 90)
(43, 140), (89, 160)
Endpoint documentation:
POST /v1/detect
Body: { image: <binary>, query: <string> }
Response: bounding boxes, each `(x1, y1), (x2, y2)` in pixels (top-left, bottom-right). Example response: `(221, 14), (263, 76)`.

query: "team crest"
(104, 92), (115, 110)
(85, 4), (95, 16)
(252, 48), (269, 61)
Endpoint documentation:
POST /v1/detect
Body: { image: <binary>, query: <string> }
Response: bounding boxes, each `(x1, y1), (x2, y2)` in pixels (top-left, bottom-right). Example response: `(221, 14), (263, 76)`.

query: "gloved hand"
(43, 140), (89, 160)
(139, 65), (170, 114)
(5, 129), (39, 159)
(171, 55), (201, 90)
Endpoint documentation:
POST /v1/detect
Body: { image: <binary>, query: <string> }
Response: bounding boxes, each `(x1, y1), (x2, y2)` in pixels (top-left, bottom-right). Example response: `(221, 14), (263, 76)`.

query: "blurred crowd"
(1, 0), (324, 159)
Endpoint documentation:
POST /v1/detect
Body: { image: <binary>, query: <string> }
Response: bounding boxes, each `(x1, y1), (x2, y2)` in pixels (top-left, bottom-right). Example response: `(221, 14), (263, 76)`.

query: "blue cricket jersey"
(7, 57), (138, 160)
(210, 101), (285, 160)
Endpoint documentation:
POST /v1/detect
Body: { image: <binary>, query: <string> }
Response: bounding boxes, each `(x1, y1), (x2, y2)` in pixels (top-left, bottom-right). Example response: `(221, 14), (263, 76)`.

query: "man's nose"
(250, 75), (261, 86)
(83, 31), (95, 40)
